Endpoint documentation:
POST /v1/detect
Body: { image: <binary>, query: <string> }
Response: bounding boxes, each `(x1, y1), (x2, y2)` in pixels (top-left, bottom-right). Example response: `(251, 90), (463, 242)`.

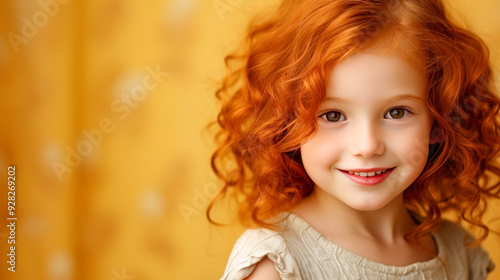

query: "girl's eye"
(384, 108), (410, 119)
(320, 111), (346, 122)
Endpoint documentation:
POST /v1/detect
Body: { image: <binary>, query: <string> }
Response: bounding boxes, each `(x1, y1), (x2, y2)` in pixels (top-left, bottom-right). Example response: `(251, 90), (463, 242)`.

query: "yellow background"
(0, 0), (499, 279)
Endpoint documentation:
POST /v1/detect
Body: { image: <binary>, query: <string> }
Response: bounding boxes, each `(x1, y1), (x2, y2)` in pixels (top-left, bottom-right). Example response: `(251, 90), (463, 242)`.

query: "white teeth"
(347, 169), (388, 177)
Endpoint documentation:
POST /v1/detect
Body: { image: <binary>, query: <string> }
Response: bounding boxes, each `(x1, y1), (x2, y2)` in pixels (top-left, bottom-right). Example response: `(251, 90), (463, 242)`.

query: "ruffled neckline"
(280, 212), (445, 275)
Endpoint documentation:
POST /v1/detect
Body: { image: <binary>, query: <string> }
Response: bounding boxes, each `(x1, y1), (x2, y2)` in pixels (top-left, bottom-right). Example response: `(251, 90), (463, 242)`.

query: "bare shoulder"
(244, 257), (281, 280)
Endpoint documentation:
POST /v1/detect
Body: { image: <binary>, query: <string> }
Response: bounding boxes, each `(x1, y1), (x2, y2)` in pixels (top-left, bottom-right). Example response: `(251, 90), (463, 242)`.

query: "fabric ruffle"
(221, 227), (300, 280)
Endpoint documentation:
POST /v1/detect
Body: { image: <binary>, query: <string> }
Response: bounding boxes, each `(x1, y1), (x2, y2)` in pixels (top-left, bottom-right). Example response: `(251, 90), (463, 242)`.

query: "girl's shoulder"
(220, 223), (300, 280)
(434, 219), (495, 277)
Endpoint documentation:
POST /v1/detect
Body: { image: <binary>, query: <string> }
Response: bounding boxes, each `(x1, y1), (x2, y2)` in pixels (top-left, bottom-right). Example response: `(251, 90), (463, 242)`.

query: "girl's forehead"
(326, 49), (428, 101)
(354, 31), (427, 73)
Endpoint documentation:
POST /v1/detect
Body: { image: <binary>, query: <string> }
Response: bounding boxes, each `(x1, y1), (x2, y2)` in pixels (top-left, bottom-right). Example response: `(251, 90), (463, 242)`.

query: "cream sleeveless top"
(221, 213), (494, 279)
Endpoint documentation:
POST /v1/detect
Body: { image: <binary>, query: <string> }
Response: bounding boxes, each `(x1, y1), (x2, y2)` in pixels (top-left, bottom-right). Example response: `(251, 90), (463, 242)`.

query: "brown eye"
(385, 108), (409, 119)
(321, 111), (346, 122)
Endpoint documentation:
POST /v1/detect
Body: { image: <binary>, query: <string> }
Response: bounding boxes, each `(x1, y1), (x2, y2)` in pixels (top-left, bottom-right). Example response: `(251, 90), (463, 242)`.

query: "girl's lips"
(339, 167), (395, 186)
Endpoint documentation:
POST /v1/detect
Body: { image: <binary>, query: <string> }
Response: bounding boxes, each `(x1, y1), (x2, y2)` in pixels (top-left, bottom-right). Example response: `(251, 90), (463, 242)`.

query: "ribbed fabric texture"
(221, 213), (494, 280)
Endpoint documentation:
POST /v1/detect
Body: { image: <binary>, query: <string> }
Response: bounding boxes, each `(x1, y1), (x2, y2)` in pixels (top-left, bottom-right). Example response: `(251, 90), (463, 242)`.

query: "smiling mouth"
(341, 168), (395, 177)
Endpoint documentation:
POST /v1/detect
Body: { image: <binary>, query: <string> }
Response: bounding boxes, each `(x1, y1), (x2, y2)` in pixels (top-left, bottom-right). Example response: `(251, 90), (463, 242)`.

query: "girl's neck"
(291, 189), (417, 245)
(291, 190), (437, 266)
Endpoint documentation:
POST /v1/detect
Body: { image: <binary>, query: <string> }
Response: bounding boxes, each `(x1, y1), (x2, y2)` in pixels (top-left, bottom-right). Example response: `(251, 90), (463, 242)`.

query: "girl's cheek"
(304, 131), (344, 161)
(394, 132), (430, 168)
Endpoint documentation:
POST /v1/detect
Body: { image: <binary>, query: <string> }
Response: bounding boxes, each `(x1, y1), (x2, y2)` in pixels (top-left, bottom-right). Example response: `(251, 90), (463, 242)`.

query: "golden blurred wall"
(0, 0), (498, 279)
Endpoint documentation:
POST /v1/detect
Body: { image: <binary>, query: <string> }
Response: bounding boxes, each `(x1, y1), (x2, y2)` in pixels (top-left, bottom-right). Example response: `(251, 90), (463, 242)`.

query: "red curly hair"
(208, 0), (500, 245)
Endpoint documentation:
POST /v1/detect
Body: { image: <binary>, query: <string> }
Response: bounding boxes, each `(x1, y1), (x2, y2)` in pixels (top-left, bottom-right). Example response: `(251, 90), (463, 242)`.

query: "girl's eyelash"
(384, 107), (413, 119)
(319, 110), (347, 122)
(318, 107), (413, 122)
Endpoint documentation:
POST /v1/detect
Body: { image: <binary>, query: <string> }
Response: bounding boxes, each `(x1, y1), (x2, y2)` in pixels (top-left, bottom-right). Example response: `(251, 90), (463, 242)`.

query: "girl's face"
(300, 49), (432, 212)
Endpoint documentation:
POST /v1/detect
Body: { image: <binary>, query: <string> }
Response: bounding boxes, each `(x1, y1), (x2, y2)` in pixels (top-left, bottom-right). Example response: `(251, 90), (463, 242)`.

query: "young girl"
(209, 0), (500, 279)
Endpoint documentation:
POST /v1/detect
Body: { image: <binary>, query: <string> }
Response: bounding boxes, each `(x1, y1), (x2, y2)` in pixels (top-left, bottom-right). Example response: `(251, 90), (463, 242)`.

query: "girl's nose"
(348, 123), (385, 158)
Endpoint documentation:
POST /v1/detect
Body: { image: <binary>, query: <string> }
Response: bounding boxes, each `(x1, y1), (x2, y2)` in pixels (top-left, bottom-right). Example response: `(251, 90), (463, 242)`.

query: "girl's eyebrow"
(387, 94), (425, 102)
(323, 94), (424, 103)
(322, 96), (348, 103)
